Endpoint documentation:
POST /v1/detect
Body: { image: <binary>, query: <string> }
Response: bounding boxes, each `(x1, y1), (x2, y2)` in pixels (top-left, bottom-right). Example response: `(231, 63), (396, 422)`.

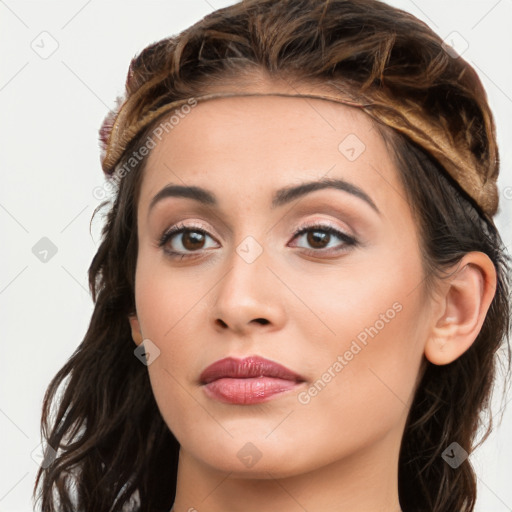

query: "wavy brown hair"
(34, 0), (511, 511)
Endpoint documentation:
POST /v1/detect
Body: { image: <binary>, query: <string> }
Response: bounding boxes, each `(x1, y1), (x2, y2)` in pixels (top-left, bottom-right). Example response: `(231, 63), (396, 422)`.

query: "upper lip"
(199, 356), (306, 385)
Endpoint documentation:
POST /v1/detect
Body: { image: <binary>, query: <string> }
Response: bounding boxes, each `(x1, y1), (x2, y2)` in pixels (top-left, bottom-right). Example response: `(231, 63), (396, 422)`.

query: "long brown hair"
(34, 1), (511, 511)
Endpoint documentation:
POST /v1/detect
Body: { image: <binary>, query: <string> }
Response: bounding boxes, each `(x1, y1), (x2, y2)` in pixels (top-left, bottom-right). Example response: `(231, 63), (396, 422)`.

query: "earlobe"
(424, 252), (497, 366)
(128, 314), (144, 346)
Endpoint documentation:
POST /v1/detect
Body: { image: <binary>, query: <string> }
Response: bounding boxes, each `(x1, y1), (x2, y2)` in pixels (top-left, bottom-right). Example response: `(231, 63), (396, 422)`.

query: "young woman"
(34, 0), (511, 511)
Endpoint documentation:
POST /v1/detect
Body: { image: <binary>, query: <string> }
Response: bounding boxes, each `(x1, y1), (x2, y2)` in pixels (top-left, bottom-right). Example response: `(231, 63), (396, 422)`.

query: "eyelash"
(157, 221), (358, 260)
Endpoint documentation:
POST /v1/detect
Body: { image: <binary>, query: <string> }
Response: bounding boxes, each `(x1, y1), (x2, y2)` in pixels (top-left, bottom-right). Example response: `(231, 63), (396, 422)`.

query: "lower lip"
(203, 377), (303, 404)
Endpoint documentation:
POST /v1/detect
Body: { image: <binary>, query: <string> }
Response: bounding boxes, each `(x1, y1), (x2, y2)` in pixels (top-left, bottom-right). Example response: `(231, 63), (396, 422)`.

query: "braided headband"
(100, 89), (499, 220)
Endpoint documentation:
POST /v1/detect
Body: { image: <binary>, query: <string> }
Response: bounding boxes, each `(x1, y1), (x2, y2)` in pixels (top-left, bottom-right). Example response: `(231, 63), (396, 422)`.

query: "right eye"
(158, 223), (220, 259)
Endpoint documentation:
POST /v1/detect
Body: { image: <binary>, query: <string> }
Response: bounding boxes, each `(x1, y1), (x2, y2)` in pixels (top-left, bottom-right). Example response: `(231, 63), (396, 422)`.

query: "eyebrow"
(148, 177), (380, 215)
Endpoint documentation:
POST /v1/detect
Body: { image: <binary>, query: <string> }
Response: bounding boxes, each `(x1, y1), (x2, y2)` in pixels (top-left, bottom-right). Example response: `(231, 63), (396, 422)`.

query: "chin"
(179, 431), (323, 479)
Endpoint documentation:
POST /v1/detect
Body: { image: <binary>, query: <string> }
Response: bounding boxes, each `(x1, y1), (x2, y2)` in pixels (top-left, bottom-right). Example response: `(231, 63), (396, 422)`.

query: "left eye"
(290, 224), (357, 252)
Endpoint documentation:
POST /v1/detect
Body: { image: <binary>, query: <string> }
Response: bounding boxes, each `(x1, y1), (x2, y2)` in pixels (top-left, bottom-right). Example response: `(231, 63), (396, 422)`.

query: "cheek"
(133, 252), (215, 433)
(295, 248), (428, 434)
(134, 248), (207, 342)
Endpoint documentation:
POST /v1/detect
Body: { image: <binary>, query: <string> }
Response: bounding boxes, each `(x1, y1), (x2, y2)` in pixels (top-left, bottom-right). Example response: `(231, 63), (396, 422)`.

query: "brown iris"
(307, 230), (330, 249)
(181, 230), (206, 251)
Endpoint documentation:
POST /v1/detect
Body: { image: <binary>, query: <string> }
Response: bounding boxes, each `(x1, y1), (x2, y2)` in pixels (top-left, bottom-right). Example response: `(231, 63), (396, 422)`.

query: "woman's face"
(130, 85), (434, 478)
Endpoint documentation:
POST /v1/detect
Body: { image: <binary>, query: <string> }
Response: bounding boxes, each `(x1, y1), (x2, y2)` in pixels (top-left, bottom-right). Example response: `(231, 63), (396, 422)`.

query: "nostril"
(215, 318), (269, 328)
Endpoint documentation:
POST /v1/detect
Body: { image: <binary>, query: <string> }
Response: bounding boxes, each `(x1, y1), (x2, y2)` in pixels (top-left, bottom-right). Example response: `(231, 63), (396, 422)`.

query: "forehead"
(138, 93), (402, 214)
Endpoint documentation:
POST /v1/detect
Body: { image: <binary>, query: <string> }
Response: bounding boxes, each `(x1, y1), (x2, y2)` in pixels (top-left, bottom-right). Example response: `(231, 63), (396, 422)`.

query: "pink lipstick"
(200, 356), (306, 405)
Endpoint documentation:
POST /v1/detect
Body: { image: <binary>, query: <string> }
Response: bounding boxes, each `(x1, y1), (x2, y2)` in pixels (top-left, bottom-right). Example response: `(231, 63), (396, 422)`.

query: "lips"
(200, 356), (306, 405)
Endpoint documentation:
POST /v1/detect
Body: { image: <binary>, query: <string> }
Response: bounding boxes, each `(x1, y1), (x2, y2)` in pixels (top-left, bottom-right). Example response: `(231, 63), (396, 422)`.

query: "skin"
(128, 78), (496, 512)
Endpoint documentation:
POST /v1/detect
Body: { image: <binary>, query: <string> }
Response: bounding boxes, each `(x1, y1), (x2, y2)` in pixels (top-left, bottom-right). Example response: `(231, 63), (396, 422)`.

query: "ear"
(128, 313), (144, 346)
(424, 252), (497, 365)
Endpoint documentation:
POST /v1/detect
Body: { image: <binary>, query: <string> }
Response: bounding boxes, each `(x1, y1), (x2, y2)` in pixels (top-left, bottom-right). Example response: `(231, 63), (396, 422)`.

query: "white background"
(0, 1), (511, 511)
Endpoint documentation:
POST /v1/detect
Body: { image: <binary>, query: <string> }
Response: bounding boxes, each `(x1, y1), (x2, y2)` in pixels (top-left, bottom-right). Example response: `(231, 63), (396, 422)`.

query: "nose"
(210, 240), (286, 335)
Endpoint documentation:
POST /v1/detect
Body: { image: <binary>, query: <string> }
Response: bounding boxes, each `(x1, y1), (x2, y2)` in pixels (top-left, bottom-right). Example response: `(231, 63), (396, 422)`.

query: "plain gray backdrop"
(1, 1), (511, 511)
